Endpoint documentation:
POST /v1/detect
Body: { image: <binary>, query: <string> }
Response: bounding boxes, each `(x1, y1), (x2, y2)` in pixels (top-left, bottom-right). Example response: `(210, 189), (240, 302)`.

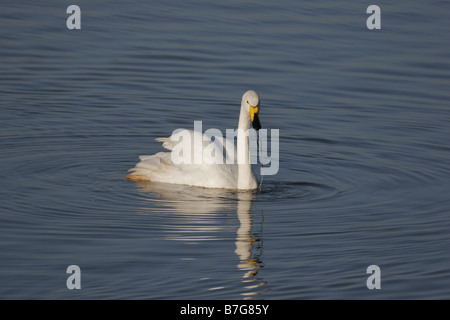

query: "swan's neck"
(237, 103), (257, 190)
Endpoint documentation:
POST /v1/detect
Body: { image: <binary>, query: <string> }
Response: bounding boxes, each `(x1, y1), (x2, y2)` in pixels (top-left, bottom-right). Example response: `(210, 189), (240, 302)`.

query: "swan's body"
(126, 90), (262, 190)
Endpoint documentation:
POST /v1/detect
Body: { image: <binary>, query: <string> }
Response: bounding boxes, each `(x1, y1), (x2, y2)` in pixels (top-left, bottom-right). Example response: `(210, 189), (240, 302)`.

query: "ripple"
(258, 181), (339, 202)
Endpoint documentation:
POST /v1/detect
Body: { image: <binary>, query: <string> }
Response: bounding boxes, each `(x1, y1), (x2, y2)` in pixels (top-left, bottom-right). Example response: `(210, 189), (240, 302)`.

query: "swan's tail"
(126, 152), (169, 182)
(125, 171), (150, 181)
(156, 137), (176, 151)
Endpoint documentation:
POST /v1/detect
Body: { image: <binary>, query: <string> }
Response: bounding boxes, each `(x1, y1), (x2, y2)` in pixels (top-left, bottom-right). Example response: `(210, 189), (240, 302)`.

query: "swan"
(126, 90), (262, 190)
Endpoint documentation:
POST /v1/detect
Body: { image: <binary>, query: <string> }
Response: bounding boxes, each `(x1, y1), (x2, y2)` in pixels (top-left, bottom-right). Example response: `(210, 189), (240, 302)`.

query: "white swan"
(126, 90), (262, 190)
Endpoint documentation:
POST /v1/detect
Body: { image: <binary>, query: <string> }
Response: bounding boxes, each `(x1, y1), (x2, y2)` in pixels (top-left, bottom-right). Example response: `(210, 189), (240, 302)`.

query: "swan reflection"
(235, 191), (266, 298)
(134, 181), (267, 298)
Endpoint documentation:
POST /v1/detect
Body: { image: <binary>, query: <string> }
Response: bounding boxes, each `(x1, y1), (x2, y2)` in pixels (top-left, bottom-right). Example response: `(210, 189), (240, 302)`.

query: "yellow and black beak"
(249, 105), (261, 130)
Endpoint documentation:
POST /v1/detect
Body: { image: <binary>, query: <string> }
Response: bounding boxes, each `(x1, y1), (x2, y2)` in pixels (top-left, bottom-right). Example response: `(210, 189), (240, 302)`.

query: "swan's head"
(242, 90), (262, 130)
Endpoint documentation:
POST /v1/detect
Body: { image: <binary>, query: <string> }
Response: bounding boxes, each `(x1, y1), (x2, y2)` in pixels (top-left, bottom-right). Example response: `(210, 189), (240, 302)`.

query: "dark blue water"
(1, 1), (449, 299)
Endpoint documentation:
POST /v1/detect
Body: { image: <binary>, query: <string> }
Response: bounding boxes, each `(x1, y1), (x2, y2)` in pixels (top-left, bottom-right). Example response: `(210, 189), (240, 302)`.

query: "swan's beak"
(250, 105), (261, 130)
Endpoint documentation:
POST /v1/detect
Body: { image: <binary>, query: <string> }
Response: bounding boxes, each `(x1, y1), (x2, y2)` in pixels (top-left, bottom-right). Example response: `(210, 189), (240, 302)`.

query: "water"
(1, 1), (449, 299)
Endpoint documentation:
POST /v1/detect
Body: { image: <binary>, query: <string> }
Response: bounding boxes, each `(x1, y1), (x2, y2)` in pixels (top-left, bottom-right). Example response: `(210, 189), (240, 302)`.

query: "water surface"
(0, 1), (449, 299)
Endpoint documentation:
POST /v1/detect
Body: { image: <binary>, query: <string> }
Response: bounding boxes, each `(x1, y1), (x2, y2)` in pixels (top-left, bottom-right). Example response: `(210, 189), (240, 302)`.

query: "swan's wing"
(129, 151), (237, 188)
(155, 129), (259, 165)
(161, 129), (230, 165)
(128, 130), (239, 188)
